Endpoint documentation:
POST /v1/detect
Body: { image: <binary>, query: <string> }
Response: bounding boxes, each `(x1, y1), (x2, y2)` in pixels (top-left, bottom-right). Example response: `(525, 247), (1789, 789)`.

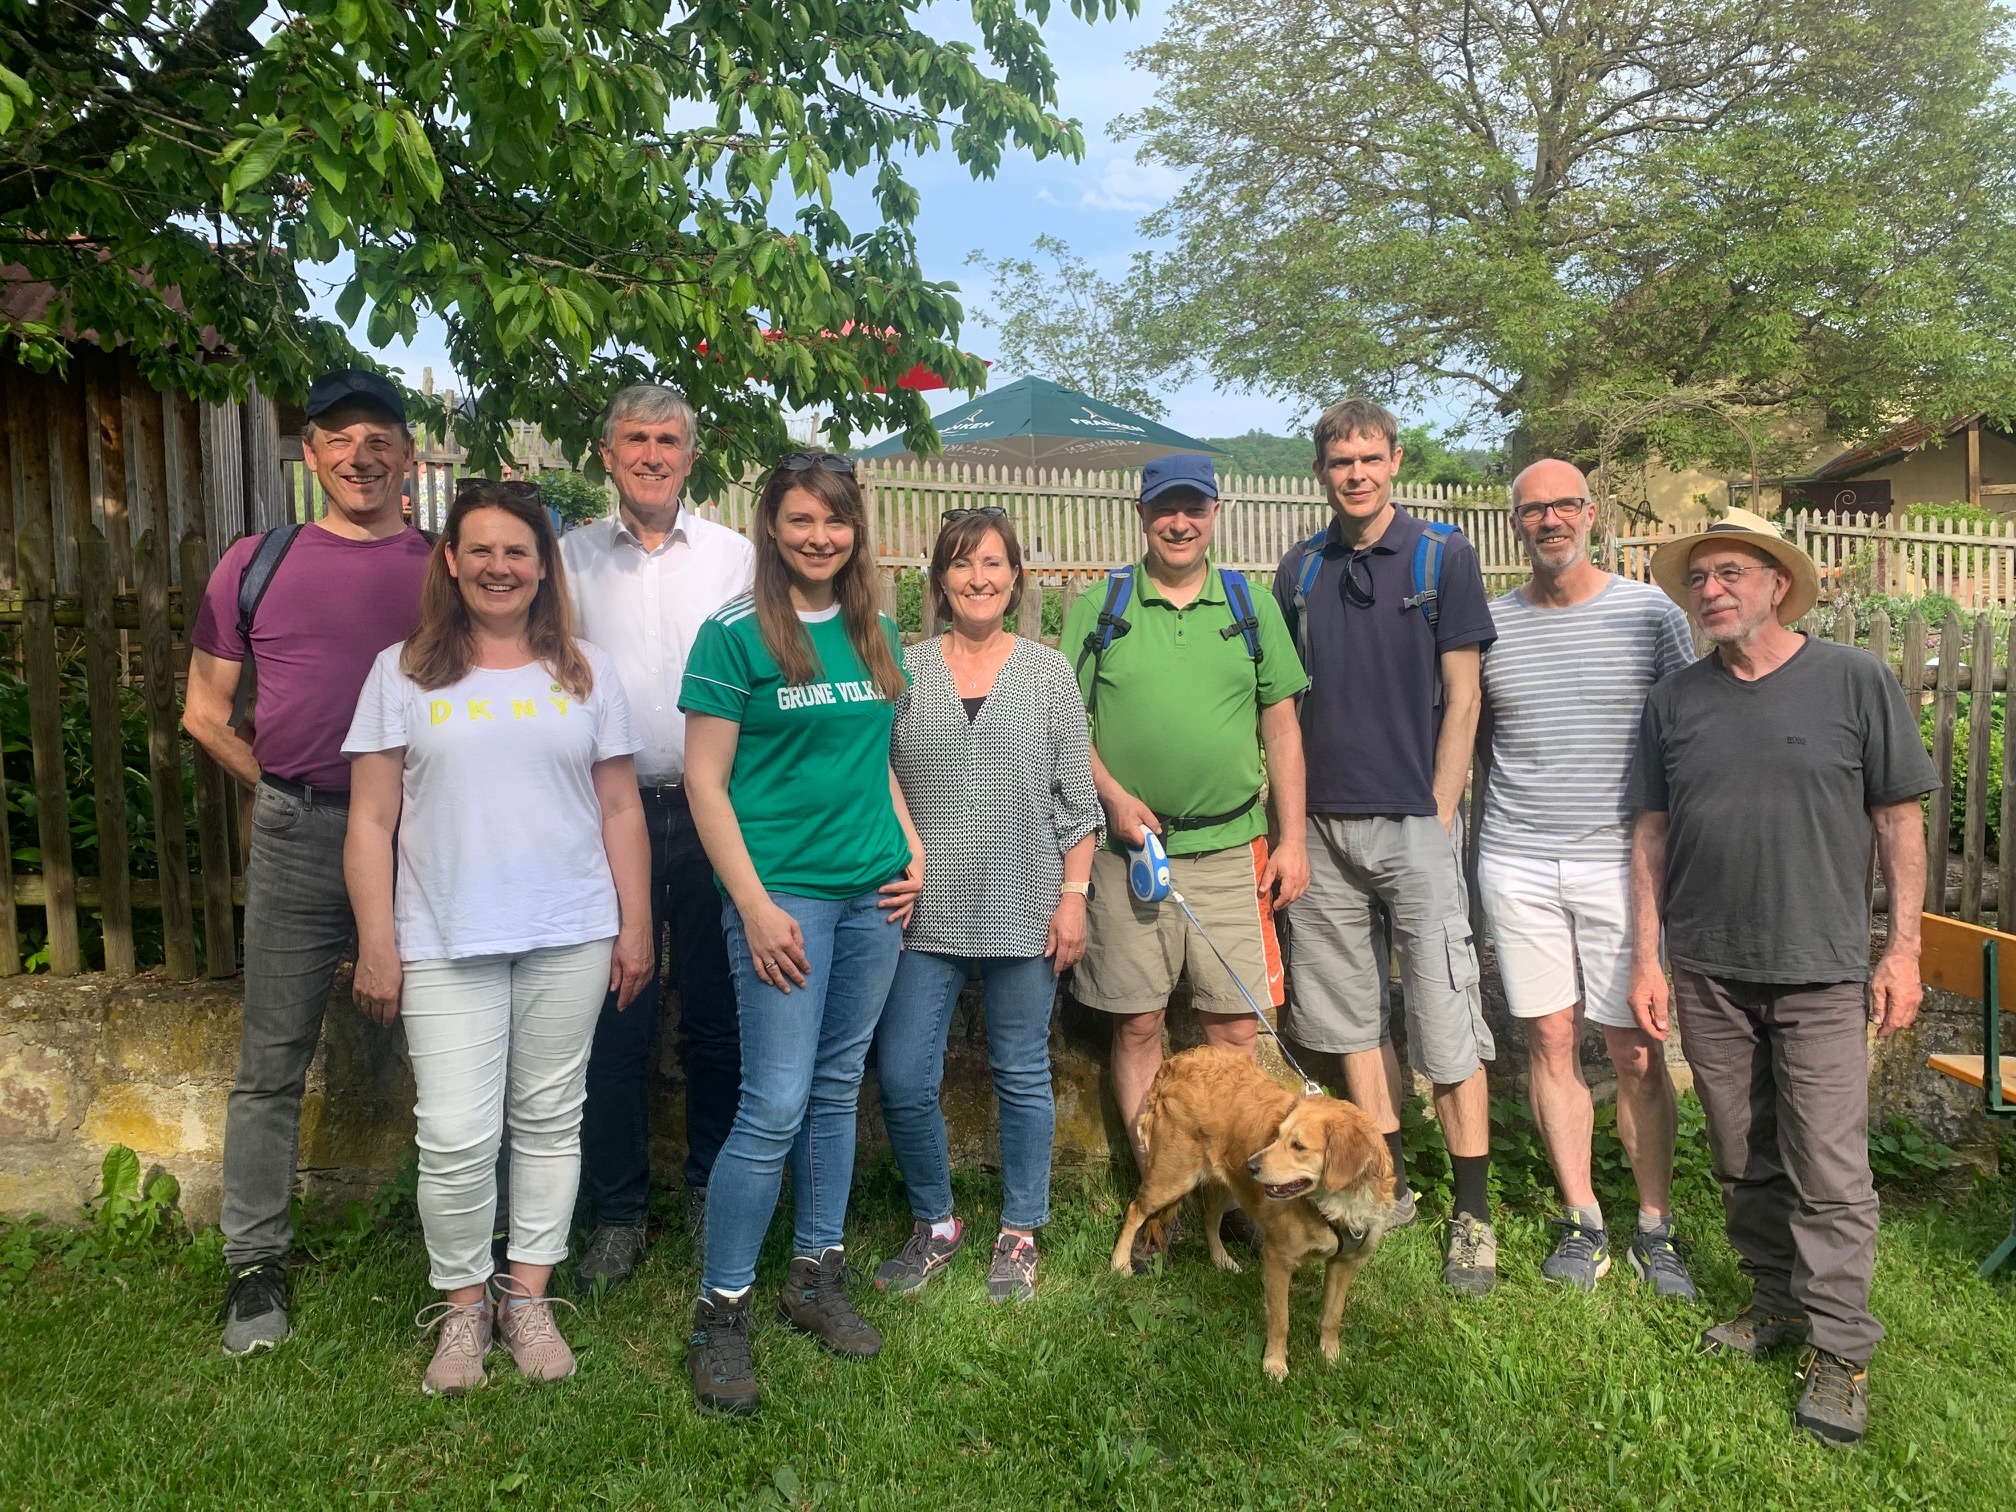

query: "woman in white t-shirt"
(342, 480), (653, 1397)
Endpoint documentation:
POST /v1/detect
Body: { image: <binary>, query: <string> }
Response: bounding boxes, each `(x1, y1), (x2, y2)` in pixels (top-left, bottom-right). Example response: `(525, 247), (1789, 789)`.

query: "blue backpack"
(1283, 520), (1457, 666)
(1074, 563), (1264, 719)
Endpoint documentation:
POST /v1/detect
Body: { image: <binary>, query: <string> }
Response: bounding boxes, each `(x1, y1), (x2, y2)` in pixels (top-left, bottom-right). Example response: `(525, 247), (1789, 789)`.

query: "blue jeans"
(875, 951), (1058, 1232)
(701, 889), (904, 1294)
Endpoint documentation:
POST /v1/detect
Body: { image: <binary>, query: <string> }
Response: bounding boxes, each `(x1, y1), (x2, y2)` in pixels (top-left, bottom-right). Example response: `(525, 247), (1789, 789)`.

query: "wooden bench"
(1920, 913), (2016, 1276)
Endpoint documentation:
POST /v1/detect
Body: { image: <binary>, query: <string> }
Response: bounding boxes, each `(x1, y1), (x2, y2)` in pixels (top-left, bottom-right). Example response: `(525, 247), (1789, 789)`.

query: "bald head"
(1510, 458), (1590, 507)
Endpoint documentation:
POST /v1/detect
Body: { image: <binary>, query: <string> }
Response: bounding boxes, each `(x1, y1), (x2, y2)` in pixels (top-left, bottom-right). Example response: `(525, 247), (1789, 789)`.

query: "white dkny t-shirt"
(342, 642), (642, 962)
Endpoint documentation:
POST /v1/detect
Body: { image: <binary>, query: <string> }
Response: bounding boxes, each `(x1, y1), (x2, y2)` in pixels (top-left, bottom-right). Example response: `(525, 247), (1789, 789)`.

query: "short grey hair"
(601, 384), (697, 450)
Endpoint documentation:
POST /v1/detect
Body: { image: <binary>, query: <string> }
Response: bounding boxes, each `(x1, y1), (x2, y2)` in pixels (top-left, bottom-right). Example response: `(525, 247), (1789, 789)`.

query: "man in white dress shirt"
(561, 384), (755, 1289)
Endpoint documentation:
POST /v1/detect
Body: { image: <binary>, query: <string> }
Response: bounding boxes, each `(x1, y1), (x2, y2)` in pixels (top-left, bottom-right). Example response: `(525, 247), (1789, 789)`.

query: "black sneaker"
(873, 1219), (965, 1295)
(1627, 1221), (1700, 1302)
(219, 1261), (291, 1356)
(1795, 1347), (1869, 1447)
(688, 1290), (759, 1417)
(986, 1232), (1038, 1305)
(573, 1224), (650, 1294)
(685, 1185), (708, 1258)
(1218, 1204), (1263, 1254)
(778, 1248), (882, 1357)
(1699, 1304), (1810, 1359)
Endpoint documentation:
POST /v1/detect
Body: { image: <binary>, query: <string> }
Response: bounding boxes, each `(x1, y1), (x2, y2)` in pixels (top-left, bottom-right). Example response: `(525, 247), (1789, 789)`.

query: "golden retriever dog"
(1110, 1046), (1395, 1381)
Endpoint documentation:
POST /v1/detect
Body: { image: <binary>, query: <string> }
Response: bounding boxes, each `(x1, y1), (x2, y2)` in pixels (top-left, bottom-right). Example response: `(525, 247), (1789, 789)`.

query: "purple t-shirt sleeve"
(190, 534), (260, 662)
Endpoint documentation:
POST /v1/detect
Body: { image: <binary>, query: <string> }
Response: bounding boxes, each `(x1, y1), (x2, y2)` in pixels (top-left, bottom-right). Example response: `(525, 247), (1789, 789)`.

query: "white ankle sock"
(1639, 1209), (1670, 1233)
(713, 1284), (750, 1302)
(929, 1218), (959, 1242)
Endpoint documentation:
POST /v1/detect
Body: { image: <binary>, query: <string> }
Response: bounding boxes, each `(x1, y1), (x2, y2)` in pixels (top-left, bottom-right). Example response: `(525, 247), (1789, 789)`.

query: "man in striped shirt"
(1477, 458), (1698, 1298)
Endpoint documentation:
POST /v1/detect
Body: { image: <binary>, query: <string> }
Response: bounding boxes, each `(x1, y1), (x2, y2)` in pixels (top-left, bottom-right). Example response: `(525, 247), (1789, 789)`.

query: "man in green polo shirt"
(1063, 453), (1309, 1266)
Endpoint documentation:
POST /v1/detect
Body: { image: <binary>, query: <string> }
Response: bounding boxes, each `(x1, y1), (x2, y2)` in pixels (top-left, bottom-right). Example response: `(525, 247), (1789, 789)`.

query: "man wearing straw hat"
(1626, 507), (1935, 1447)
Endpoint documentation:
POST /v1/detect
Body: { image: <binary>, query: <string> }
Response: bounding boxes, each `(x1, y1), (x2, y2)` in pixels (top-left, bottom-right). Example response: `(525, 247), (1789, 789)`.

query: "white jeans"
(400, 938), (613, 1290)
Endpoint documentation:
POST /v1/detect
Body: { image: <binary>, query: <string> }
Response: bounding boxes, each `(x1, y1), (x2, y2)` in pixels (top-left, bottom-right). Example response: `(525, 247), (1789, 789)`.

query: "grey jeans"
(220, 781), (357, 1268)
(1676, 970), (1882, 1365)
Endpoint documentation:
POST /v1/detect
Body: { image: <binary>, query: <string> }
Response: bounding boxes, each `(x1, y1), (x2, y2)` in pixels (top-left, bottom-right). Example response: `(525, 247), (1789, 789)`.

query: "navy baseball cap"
(304, 369), (407, 425)
(1139, 453), (1219, 503)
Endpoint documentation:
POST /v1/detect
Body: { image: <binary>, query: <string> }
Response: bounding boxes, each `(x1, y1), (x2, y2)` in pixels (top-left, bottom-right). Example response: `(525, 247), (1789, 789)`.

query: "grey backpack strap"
(228, 524), (304, 729)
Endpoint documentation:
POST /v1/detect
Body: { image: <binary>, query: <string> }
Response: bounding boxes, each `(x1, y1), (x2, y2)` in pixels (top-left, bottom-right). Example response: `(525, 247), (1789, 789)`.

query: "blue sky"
(344, 0), (1309, 443)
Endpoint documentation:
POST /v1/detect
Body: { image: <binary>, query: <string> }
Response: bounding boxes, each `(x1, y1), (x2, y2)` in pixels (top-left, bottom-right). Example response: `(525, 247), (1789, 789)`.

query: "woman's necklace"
(944, 630), (1011, 698)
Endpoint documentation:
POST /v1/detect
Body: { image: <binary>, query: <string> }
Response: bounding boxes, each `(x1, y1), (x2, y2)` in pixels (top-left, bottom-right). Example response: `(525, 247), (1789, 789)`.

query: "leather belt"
(1156, 792), (1261, 833)
(260, 773), (348, 810)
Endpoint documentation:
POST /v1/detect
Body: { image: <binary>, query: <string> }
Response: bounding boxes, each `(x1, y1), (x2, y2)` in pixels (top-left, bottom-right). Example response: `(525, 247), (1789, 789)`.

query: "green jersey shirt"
(679, 598), (911, 899)
(1063, 561), (1307, 856)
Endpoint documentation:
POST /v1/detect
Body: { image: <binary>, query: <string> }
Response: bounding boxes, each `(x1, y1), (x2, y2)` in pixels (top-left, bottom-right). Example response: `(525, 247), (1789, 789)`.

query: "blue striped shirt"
(1480, 577), (1695, 861)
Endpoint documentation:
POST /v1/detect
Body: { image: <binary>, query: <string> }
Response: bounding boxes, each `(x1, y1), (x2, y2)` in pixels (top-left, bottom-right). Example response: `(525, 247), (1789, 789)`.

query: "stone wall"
(1, 954), (2002, 1227)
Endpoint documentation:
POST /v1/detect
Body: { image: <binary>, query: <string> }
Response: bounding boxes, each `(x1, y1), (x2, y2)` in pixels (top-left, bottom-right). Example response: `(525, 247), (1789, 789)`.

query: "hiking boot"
(492, 1275), (580, 1383)
(1443, 1214), (1498, 1296)
(219, 1260), (291, 1357)
(573, 1224), (650, 1294)
(986, 1232), (1038, 1305)
(1628, 1220), (1700, 1302)
(778, 1248), (882, 1357)
(1795, 1347), (1869, 1447)
(1129, 1209), (1184, 1276)
(416, 1298), (492, 1396)
(689, 1290), (759, 1417)
(1219, 1204), (1263, 1254)
(685, 1185), (708, 1258)
(1540, 1218), (1611, 1292)
(873, 1219), (965, 1296)
(1700, 1305), (1810, 1359)
(1389, 1188), (1419, 1230)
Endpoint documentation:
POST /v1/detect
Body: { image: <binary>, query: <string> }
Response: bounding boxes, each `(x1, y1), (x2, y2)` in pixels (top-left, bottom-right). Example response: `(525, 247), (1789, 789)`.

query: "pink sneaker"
(492, 1274), (579, 1384)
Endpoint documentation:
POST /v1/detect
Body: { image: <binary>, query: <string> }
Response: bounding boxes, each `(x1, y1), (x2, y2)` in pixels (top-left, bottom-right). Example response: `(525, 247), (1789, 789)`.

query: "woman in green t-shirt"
(678, 454), (922, 1418)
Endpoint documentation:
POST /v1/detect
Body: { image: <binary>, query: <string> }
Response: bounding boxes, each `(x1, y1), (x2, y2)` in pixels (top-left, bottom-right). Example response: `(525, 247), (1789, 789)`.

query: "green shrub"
(1923, 691), (2003, 857)
(536, 469), (612, 526)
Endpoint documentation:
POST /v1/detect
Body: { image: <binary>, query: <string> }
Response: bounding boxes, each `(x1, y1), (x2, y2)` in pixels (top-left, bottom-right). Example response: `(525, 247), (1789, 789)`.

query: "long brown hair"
(928, 512), (1025, 624)
(752, 460), (905, 700)
(401, 480), (595, 699)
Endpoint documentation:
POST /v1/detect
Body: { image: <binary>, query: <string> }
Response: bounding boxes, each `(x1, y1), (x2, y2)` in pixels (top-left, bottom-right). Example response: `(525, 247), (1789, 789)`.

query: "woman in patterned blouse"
(873, 510), (1102, 1304)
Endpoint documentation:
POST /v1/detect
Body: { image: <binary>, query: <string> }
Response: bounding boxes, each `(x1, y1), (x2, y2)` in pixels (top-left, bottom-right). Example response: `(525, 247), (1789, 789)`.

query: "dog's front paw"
(1262, 1354), (1289, 1382)
(1210, 1251), (1242, 1274)
(1321, 1336), (1341, 1366)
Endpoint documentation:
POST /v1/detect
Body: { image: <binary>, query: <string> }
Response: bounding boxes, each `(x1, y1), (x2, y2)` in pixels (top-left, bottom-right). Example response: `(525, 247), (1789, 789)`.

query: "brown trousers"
(1675, 970), (1882, 1365)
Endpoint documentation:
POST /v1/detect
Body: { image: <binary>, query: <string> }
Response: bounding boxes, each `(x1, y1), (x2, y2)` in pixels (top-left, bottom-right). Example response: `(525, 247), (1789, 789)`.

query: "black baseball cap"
(304, 369), (407, 425)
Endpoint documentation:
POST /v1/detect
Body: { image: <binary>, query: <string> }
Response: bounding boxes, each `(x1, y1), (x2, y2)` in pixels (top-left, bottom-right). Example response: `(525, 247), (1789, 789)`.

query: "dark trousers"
(221, 781), (355, 1268)
(1676, 970), (1883, 1365)
(579, 786), (740, 1225)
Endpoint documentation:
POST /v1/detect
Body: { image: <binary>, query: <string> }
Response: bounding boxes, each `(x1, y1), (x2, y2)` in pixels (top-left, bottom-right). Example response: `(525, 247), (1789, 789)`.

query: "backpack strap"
(1217, 567), (1263, 664)
(1073, 566), (1136, 721)
(1285, 528), (1329, 667)
(228, 524), (304, 729)
(1402, 521), (1456, 631)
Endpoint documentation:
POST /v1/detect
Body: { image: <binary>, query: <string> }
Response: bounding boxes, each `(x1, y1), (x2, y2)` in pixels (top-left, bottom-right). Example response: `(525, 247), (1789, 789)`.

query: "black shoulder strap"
(228, 524), (304, 729)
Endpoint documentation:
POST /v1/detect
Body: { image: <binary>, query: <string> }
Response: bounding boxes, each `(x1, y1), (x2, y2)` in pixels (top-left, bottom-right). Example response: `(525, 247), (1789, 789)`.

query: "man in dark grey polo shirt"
(1274, 398), (1501, 1295)
(1627, 509), (1935, 1447)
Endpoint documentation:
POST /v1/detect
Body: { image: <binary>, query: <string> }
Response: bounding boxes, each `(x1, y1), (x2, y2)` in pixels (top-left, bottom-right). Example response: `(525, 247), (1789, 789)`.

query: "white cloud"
(1033, 155), (1185, 214)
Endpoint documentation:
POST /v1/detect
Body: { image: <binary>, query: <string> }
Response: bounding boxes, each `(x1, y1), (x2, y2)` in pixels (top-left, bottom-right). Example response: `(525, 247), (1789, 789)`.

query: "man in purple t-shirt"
(184, 369), (432, 1357)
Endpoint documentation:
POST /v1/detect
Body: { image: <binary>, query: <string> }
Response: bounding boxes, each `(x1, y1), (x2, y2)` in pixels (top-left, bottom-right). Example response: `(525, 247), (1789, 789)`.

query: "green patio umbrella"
(857, 376), (1223, 469)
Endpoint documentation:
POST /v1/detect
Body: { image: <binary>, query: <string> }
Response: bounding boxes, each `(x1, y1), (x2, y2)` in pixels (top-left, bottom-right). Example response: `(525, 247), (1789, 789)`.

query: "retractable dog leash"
(1126, 827), (1323, 1096)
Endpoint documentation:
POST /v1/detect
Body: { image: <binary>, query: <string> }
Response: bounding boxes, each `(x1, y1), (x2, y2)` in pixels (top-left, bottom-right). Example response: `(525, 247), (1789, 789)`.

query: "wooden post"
(1963, 613), (1995, 922)
(1868, 608), (1892, 675)
(19, 512), (79, 973)
(135, 529), (197, 978)
(1017, 575), (1044, 641)
(1832, 603), (1856, 646)
(1902, 611), (1934, 911)
(1968, 418), (1983, 510)
(79, 527), (135, 972)
(180, 532), (239, 976)
(1931, 610), (1964, 917)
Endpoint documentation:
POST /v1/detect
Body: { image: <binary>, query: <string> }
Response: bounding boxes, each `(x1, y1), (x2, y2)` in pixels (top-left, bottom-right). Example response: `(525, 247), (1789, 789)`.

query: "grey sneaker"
(1700, 1305), (1810, 1359)
(573, 1224), (650, 1294)
(1389, 1188), (1419, 1230)
(416, 1298), (492, 1396)
(1540, 1218), (1611, 1292)
(1795, 1347), (1869, 1446)
(689, 1290), (759, 1417)
(1628, 1221), (1700, 1302)
(220, 1261), (291, 1356)
(874, 1219), (965, 1296)
(986, 1232), (1038, 1304)
(492, 1276), (580, 1383)
(1443, 1214), (1498, 1296)
(779, 1248), (882, 1357)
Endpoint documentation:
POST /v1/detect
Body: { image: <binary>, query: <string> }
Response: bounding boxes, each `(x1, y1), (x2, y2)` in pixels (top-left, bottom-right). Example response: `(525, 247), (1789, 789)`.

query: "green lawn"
(5, 1157), (2015, 1511)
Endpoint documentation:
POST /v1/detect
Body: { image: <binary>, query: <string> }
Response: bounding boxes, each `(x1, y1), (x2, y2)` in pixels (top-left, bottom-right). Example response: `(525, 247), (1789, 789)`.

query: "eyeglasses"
(1684, 563), (1780, 593)
(778, 452), (855, 477)
(1342, 553), (1376, 609)
(942, 506), (1007, 522)
(1512, 498), (1590, 525)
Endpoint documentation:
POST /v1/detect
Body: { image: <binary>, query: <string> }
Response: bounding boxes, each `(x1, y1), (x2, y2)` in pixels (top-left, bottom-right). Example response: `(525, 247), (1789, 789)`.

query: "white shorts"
(1475, 852), (1638, 1031)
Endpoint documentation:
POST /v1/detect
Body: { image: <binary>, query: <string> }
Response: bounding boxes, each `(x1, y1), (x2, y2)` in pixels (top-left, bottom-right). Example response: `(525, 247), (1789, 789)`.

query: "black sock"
(1451, 1155), (1490, 1222)
(1384, 1132), (1408, 1198)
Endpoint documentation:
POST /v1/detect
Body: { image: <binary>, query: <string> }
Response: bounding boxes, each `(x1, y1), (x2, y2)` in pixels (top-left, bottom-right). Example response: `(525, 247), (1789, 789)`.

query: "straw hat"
(1649, 507), (1820, 625)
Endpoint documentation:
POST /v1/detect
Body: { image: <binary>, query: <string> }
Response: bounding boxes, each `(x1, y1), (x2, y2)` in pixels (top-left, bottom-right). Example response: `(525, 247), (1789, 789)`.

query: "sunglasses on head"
(455, 477), (543, 501)
(941, 506), (1007, 522)
(778, 452), (856, 477)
